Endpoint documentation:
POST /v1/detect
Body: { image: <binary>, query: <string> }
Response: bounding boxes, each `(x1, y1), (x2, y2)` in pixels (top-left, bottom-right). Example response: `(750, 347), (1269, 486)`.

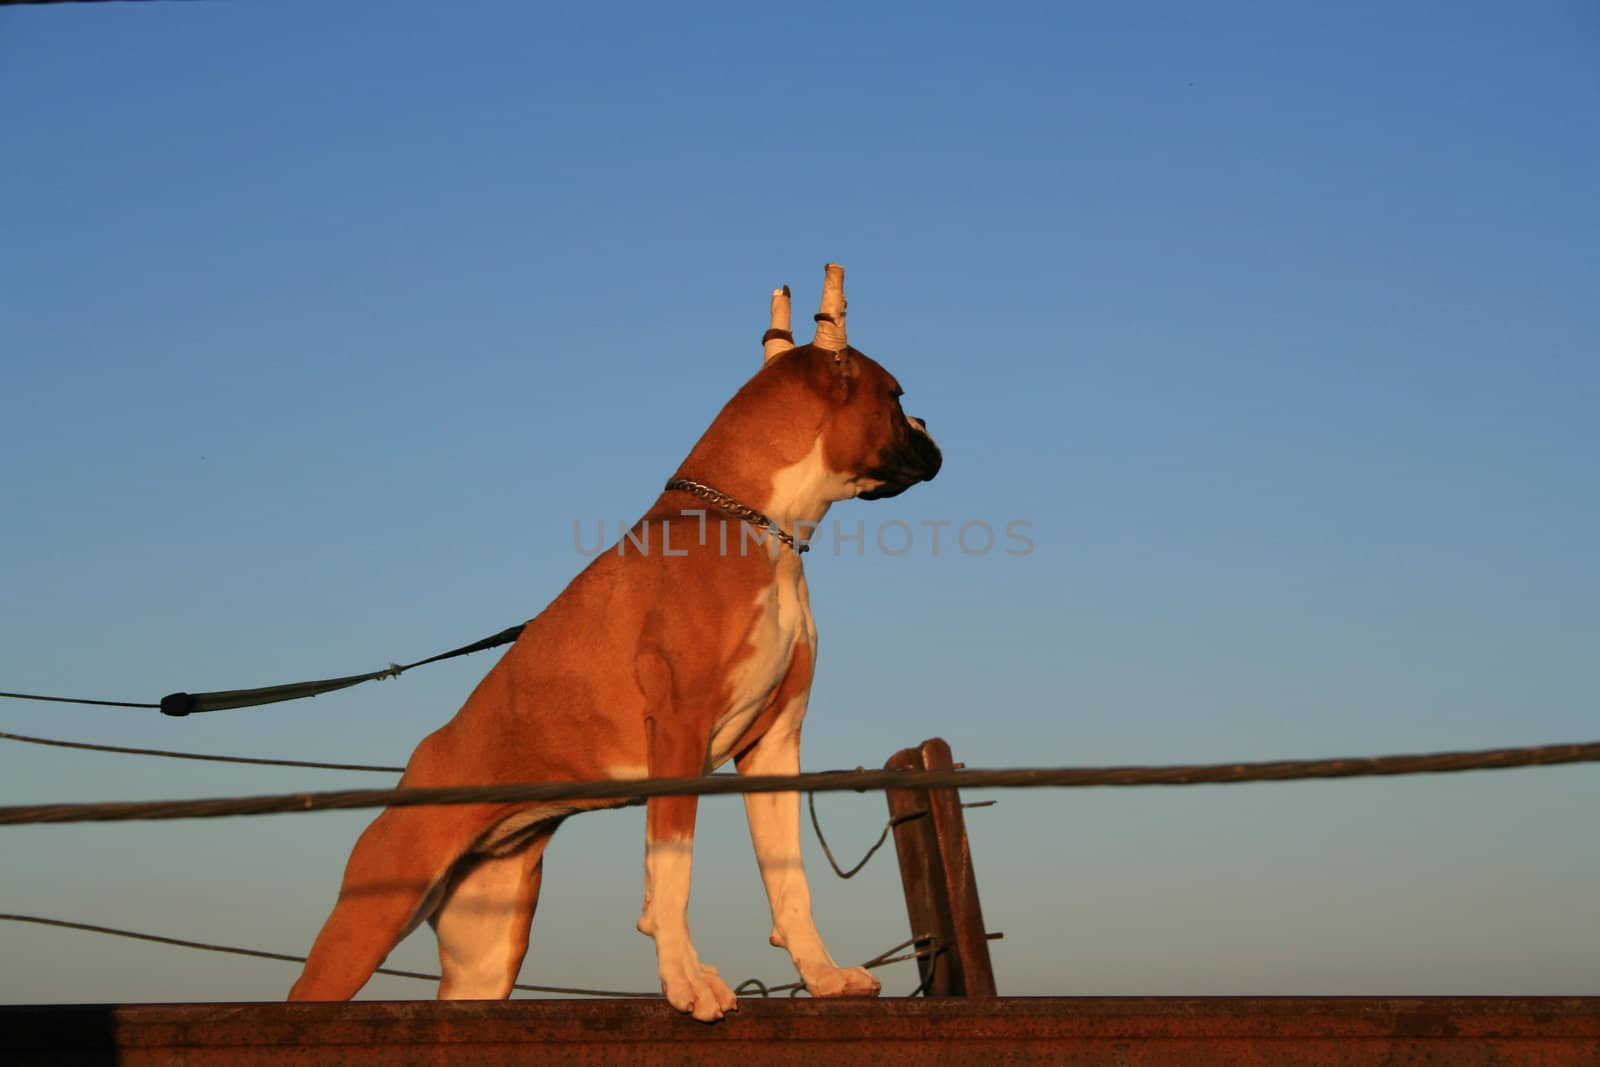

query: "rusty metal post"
(918, 737), (996, 996)
(884, 737), (996, 997)
(884, 745), (952, 995)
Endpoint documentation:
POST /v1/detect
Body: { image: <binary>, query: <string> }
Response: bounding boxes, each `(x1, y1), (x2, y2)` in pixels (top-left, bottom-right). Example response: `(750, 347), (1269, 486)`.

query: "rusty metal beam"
(4, 998), (1599, 1065)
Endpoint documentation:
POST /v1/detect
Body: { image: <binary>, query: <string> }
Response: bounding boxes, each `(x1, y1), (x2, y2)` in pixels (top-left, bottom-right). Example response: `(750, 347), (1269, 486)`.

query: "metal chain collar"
(662, 478), (809, 554)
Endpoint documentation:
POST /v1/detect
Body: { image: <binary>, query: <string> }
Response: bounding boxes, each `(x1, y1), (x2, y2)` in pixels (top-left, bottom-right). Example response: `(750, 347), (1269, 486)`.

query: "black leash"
(7, 479), (793, 717)
(1, 623), (527, 717)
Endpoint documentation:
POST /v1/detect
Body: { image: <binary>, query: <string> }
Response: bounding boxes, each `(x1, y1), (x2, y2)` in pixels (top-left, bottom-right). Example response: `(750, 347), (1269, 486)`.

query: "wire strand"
(732, 936), (939, 998)
(0, 913), (657, 997)
(0, 913), (937, 1000)
(0, 691), (158, 709)
(808, 791), (916, 879)
(0, 731), (404, 774)
(2, 739), (1594, 827)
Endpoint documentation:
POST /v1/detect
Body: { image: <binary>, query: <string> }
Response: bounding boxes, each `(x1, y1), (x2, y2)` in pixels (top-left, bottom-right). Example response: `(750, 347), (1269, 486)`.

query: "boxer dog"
(288, 264), (941, 1021)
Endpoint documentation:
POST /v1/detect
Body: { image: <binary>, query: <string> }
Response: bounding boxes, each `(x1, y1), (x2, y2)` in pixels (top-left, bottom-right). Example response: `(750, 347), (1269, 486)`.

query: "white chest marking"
(762, 436), (856, 532)
(708, 561), (815, 769)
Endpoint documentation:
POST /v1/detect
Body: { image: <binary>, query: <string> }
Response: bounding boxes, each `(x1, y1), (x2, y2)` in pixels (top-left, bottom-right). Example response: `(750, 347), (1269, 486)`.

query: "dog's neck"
(673, 410), (853, 545)
(669, 357), (864, 545)
(760, 435), (856, 532)
(671, 441), (847, 541)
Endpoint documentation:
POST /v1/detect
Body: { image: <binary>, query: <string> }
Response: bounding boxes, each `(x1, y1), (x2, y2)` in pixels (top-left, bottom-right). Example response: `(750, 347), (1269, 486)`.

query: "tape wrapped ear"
(762, 285), (795, 362)
(812, 262), (848, 352)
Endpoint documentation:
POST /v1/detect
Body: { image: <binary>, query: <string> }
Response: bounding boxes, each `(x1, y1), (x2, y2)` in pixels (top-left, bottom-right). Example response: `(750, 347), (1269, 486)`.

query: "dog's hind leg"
(288, 804), (503, 1001)
(430, 822), (558, 999)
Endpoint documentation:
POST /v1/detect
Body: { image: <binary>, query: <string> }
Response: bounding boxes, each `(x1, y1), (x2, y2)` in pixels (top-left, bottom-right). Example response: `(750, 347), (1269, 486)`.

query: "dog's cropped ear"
(812, 263), (848, 352)
(762, 285), (795, 362)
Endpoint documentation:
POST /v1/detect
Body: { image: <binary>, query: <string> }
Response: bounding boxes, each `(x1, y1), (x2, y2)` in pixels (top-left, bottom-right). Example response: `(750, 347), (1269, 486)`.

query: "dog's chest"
(708, 561), (815, 767)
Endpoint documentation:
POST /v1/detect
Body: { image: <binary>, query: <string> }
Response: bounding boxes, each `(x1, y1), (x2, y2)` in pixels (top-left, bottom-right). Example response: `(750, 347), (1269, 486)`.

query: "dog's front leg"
(736, 717), (882, 999)
(635, 699), (738, 1022)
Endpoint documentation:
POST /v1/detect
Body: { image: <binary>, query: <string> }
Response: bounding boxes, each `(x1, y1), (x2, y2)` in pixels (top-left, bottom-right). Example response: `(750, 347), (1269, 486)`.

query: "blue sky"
(2, 0), (1596, 1002)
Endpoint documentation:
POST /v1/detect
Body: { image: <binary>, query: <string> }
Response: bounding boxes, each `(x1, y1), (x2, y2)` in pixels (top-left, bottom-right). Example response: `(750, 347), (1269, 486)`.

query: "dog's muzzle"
(858, 417), (942, 500)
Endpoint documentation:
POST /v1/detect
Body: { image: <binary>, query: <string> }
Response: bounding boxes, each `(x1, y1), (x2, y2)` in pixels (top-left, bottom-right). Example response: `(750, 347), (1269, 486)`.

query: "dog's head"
(758, 264), (941, 501)
(673, 264), (941, 521)
(783, 342), (942, 500)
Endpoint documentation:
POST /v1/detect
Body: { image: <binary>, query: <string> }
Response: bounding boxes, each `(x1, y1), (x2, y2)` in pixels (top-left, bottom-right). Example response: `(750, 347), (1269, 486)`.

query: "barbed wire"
(807, 789), (996, 879)
(2, 739), (1595, 827)
(732, 937), (942, 998)
(0, 730), (919, 878)
(0, 913), (940, 1000)
(0, 734), (939, 992)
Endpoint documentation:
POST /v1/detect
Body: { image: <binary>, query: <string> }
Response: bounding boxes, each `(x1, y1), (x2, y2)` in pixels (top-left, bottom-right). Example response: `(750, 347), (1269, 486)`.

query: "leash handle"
(157, 623), (527, 717)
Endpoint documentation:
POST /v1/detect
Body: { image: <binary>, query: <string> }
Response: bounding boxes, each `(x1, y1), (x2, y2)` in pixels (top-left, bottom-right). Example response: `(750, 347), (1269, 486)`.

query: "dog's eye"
(891, 388), (904, 400)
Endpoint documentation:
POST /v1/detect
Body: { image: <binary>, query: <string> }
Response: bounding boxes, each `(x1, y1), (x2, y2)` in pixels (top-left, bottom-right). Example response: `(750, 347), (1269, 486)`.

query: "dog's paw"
(804, 964), (881, 999)
(661, 958), (739, 1022)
